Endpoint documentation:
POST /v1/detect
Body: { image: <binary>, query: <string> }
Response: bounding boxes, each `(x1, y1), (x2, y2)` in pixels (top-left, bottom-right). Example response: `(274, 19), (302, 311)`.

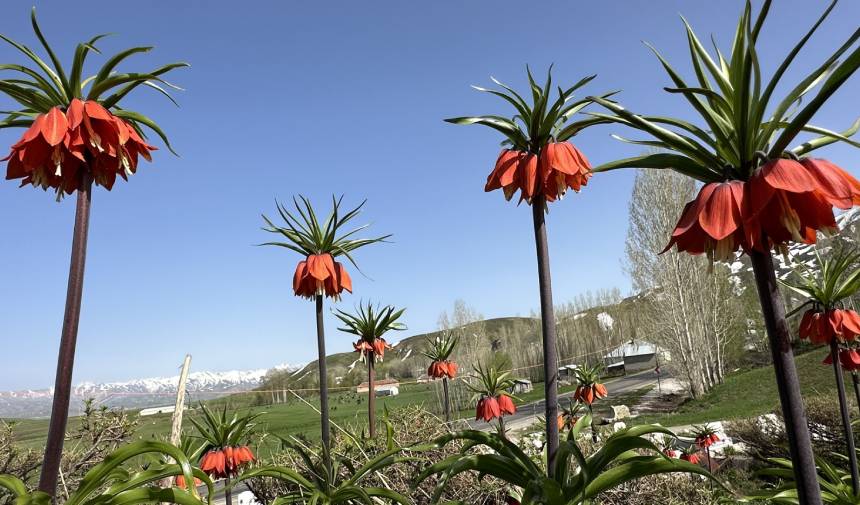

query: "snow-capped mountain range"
(0, 363), (300, 419)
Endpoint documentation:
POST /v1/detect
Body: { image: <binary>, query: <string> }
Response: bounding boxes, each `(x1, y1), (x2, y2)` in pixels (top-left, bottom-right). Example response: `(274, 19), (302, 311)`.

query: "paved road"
(465, 369), (664, 431)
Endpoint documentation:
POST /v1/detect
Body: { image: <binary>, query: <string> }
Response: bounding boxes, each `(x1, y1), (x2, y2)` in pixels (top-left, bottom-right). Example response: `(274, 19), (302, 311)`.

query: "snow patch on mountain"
(597, 312), (614, 332)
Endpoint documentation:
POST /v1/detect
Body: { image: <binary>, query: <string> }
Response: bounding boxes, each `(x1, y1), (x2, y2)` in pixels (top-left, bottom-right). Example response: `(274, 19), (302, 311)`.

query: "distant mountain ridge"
(0, 363), (300, 419)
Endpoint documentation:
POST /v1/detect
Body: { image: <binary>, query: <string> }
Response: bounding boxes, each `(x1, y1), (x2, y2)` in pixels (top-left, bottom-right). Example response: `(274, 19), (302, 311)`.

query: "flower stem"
(749, 247), (822, 505)
(531, 195), (559, 478)
(706, 448), (714, 492)
(588, 404), (597, 443)
(442, 377), (450, 423)
(38, 178), (92, 497)
(830, 341), (859, 495)
(852, 372), (860, 419)
(315, 294), (332, 476)
(225, 477), (232, 505)
(368, 351), (376, 438)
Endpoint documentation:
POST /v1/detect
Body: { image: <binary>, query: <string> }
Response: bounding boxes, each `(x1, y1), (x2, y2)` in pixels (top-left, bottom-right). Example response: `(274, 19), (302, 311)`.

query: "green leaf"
(29, 8), (70, 96)
(769, 36), (860, 156)
(591, 153), (720, 182)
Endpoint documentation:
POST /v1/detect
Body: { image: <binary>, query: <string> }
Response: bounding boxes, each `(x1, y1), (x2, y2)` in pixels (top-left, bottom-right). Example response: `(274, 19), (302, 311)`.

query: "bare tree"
(624, 169), (739, 397)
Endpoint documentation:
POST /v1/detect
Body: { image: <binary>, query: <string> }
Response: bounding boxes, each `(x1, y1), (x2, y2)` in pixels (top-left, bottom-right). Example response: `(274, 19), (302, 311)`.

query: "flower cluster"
(292, 253), (352, 299)
(475, 394), (516, 422)
(695, 432), (720, 449)
(823, 348), (860, 371)
(799, 308), (860, 345)
(665, 158), (860, 260)
(573, 382), (607, 406)
(680, 451), (700, 465)
(353, 337), (391, 361)
(428, 360), (458, 379)
(485, 142), (591, 204)
(199, 445), (255, 479)
(174, 475), (202, 489)
(4, 99), (156, 194)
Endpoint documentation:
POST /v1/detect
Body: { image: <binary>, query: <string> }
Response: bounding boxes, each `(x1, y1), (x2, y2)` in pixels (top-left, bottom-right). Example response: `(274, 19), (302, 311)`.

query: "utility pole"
(160, 355), (192, 492)
(170, 354), (192, 447)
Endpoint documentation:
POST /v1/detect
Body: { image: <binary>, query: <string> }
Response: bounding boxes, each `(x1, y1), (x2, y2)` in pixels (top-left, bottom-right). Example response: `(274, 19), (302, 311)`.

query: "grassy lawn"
(634, 348), (838, 427)
(10, 383), (442, 454)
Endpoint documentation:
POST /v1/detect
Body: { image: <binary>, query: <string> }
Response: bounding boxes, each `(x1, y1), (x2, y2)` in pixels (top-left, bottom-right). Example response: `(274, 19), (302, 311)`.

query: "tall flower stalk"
(446, 68), (611, 474)
(590, 2), (860, 502)
(261, 196), (389, 468)
(334, 301), (406, 438)
(784, 249), (860, 494)
(0, 10), (186, 496)
(422, 332), (459, 423)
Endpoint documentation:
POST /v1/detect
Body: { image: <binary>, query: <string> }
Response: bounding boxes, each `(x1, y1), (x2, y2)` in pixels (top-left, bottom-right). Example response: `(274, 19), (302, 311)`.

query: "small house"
(511, 379), (532, 394)
(603, 341), (660, 373)
(356, 378), (400, 396)
(558, 364), (580, 380)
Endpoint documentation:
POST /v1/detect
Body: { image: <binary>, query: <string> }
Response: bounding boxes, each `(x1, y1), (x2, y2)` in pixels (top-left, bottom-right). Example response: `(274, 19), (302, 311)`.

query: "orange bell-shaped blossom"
(573, 383), (607, 406)
(695, 433), (720, 449)
(680, 451), (701, 465)
(497, 394), (516, 416)
(372, 337), (391, 358)
(823, 348), (860, 371)
(485, 142), (591, 204)
(475, 396), (501, 422)
(353, 340), (373, 355)
(662, 180), (751, 260)
(292, 253), (352, 300)
(5, 100), (156, 194)
(539, 141), (592, 202)
(428, 360), (458, 379)
(799, 308), (860, 345)
(746, 158), (859, 250)
(199, 445), (254, 479)
(175, 475), (202, 489)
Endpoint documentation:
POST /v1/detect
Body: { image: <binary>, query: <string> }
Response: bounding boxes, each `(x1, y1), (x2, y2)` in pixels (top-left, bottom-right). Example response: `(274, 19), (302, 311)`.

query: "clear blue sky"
(1, 1), (859, 390)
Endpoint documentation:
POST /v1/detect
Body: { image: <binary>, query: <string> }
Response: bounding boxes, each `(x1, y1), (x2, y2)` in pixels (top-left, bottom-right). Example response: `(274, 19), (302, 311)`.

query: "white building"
(603, 341), (667, 373)
(356, 378), (400, 396)
(139, 405), (185, 416)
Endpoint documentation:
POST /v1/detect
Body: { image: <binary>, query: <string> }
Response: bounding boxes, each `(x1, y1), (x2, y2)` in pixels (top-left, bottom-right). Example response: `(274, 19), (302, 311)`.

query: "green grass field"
(634, 347), (839, 427)
(9, 378), (590, 457)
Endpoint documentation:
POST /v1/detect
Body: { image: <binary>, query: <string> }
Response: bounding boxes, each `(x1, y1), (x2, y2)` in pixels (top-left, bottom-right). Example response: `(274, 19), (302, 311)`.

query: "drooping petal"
(519, 153), (539, 200)
(802, 158), (856, 209)
(759, 159), (819, 193)
(334, 261), (352, 294)
(41, 107), (68, 146)
(699, 182), (742, 240)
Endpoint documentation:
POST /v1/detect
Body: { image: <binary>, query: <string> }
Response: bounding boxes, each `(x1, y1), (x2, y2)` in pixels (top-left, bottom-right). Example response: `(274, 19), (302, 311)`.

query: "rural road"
(465, 368), (664, 432)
